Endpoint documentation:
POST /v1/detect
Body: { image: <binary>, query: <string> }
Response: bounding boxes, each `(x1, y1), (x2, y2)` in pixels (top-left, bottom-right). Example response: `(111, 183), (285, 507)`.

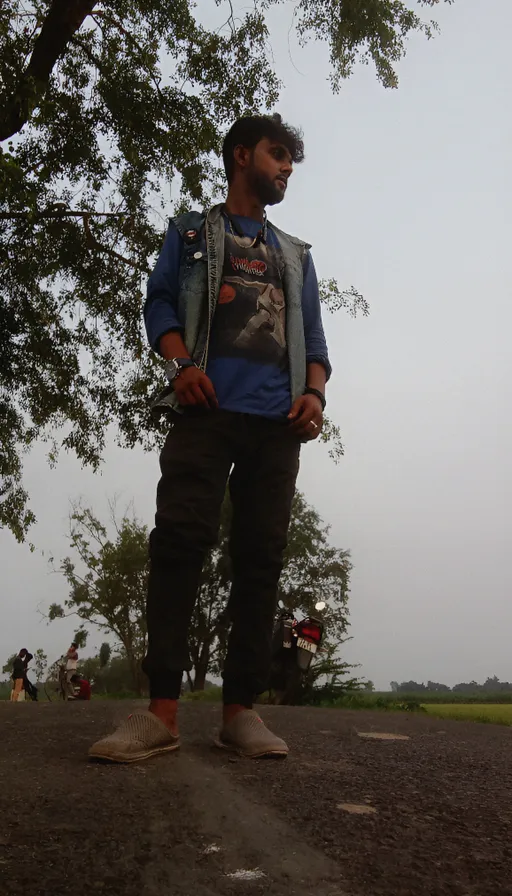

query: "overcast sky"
(2, 0), (510, 689)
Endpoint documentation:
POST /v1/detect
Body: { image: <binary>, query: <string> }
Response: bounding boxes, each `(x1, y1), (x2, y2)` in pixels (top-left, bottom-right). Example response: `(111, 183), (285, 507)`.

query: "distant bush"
(384, 691), (512, 705)
(314, 691), (426, 713)
(182, 686), (222, 702)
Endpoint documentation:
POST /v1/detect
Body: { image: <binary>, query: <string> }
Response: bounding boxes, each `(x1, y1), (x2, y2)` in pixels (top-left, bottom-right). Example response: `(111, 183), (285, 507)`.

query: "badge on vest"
(184, 229), (198, 244)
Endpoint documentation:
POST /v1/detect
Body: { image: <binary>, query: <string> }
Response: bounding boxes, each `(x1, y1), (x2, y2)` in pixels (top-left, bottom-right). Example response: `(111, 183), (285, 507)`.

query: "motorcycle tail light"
(297, 622), (322, 643)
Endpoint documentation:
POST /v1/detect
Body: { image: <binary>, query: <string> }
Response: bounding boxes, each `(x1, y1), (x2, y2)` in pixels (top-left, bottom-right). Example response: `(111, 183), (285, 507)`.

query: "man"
(65, 642), (78, 699)
(10, 648), (28, 701)
(70, 674), (91, 701)
(90, 113), (330, 763)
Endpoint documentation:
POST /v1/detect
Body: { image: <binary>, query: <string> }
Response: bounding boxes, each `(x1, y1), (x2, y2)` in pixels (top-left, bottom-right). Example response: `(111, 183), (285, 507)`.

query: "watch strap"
(174, 358), (196, 369)
(304, 387), (326, 411)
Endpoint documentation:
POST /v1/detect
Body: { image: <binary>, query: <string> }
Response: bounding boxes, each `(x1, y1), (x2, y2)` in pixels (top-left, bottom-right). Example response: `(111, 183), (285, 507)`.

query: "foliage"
(99, 641), (111, 667)
(295, 642), (362, 706)
(2, 653), (17, 676)
(183, 685), (223, 703)
(33, 648), (48, 682)
(424, 704), (512, 726)
(78, 650), (144, 697)
(0, 0), (455, 540)
(48, 501), (148, 693)
(391, 677), (512, 696)
(313, 691), (426, 712)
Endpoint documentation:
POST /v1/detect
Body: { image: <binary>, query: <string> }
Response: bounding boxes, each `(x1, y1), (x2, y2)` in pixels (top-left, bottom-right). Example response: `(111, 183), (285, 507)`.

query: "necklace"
(226, 211), (267, 248)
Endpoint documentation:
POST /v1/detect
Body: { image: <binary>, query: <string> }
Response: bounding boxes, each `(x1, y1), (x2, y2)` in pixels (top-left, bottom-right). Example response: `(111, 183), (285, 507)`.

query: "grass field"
(424, 704), (512, 726)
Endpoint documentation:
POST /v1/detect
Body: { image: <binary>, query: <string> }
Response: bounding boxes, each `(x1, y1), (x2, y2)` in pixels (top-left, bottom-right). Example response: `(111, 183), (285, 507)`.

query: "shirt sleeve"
(302, 252), (332, 380)
(143, 222), (184, 354)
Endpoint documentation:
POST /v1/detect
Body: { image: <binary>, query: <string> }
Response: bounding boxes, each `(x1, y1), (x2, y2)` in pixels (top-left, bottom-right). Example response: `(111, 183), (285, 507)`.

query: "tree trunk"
(193, 642), (211, 692)
(193, 664), (208, 692)
(126, 649), (143, 696)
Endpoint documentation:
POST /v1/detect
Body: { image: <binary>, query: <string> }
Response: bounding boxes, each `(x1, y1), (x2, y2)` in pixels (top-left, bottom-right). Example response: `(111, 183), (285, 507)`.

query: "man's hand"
(288, 393), (323, 440)
(173, 366), (219, 409)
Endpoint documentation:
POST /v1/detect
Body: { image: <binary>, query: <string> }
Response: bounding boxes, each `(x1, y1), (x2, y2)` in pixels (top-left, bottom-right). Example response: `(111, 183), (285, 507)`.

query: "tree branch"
(0, 0), (97, 141)
(0, 210), (128, 220)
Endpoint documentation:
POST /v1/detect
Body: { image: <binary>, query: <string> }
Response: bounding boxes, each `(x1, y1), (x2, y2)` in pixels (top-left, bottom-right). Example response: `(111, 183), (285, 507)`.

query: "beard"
(248, 166), (285, 207)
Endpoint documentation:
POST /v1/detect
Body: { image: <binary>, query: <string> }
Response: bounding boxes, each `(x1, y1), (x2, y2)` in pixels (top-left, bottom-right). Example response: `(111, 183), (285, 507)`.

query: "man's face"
(246, 138), (293, 207)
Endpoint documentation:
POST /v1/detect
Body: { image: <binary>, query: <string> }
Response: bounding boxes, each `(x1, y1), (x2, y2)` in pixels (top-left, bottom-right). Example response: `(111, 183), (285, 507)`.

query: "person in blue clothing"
(89, 114), (331, 763)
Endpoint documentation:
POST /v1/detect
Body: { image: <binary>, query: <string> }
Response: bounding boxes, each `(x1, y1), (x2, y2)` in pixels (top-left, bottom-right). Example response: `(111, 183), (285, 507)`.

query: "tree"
(190, 490), (352, 691)
(0, 0), (454, 540)
(48, 502), (148, 694)
(397, 680), (427, 692)
(2, 653), (16, 676)
(426, 680), (451, 693)
(33, 648), (48, 682)
(48, 489), (351, 693)
(99, 641), (111, 668)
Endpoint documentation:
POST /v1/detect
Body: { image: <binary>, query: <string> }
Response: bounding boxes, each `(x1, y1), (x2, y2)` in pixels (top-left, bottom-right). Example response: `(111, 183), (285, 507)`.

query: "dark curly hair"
(222, 113), (304, 183)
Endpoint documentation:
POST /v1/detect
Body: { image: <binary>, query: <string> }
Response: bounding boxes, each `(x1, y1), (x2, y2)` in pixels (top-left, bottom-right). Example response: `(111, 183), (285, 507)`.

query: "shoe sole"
(88, 741), (180, 764)
(212, 736), (288, 759)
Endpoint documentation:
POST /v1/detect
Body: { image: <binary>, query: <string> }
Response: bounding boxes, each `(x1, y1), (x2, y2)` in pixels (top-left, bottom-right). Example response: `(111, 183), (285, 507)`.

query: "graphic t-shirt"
(206, 221), (291, 417)
(144, 211), (331, 419)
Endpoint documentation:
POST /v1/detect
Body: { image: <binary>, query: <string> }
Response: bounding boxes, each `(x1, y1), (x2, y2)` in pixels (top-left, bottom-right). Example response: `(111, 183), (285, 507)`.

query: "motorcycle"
(268, 600), (326, 705)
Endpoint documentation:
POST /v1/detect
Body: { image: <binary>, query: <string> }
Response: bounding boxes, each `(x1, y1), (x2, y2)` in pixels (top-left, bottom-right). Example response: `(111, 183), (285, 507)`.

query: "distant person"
(10, 648), (28, 701)
(22, 651), (38, 701)
(70, 674), (91, 701)
(65, 642), (79, 699)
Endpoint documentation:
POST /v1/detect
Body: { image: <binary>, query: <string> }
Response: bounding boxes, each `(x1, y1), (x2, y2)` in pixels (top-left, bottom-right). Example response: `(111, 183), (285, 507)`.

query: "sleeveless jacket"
(152, 203), (309, 415)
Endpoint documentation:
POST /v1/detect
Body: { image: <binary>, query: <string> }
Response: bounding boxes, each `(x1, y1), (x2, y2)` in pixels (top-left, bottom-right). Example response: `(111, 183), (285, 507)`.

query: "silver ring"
(309, 421), (318, 430)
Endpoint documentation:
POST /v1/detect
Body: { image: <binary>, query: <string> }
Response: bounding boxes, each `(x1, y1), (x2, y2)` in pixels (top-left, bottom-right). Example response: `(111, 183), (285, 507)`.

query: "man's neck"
(224, 187), (265, 223)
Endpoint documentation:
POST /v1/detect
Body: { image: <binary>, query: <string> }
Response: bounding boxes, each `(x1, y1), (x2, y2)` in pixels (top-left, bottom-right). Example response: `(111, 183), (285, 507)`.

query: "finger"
(199, 376), (219, 409)
(178, 384), (207, 407)
(296, 415), (322, 438)
(288, 397), (306, 421)
(290, 410), (311, 433)
(189, 383), (210, 407)
(289, 402), (310, 431)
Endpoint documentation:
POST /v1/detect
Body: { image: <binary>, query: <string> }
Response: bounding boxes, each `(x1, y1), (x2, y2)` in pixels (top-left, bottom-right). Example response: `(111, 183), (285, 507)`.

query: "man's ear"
(233, 144), (251, 171)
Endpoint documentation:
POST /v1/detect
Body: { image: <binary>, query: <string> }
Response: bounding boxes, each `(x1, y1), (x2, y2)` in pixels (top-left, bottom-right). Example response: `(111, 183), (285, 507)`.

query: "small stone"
(226, 869), (266, 881)
(357, 731), (410, 741)
(337, 803), (378, 815)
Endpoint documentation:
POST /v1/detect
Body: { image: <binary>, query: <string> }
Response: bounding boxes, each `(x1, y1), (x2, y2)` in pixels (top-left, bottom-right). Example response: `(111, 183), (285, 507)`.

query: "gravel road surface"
(1, 701), (512, 896)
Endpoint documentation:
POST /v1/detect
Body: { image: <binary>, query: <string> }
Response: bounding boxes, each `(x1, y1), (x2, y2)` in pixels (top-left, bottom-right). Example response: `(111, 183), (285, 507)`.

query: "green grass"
(424, 703), (512, 726)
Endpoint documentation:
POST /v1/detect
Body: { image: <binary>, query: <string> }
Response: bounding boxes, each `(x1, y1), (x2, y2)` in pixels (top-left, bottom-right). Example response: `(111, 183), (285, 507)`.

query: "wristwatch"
(164, 357), (196, 383)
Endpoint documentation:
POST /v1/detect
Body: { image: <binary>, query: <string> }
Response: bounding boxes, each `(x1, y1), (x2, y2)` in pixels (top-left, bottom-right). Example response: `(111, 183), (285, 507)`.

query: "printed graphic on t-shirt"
(208, 231), (287, 367)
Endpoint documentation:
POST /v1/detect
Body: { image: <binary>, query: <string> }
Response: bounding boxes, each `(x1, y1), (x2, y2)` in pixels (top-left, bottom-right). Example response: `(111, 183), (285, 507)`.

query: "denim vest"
(152, 203), (308, 416)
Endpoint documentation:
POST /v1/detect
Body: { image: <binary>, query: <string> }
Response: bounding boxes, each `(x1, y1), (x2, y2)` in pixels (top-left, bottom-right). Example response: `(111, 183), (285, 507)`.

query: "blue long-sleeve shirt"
(145, 214), (331, 419)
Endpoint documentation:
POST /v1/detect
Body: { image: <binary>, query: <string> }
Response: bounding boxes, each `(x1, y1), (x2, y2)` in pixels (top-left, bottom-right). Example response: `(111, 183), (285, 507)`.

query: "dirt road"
(1, 702), (512, 896)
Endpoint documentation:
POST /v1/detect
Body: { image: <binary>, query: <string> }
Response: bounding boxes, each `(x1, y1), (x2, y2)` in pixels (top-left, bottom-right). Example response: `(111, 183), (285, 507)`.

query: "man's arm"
(144, 223), (183, 353)
(145, 224), (218, 409)
(289, 253), (331, 439)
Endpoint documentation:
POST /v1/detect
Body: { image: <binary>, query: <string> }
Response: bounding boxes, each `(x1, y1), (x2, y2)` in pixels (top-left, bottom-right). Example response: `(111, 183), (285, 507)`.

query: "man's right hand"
(173, 366), (219, 409)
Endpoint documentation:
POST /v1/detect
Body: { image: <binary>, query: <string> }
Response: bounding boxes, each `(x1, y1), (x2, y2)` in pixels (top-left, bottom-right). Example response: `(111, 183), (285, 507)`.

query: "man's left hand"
(288, 393), (323, 440)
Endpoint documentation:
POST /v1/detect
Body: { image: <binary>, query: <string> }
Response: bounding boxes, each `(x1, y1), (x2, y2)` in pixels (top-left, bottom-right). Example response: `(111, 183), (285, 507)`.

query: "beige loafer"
(89, 710), (180, 763)
(215, 709), (288, 758)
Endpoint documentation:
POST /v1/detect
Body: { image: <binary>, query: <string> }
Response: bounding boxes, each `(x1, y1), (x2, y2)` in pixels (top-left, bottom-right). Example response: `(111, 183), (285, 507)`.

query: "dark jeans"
(141, 410), (300, 706)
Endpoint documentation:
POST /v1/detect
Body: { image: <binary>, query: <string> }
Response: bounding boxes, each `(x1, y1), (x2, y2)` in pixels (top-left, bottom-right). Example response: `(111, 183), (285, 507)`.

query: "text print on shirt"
(209, 230), (287, 368)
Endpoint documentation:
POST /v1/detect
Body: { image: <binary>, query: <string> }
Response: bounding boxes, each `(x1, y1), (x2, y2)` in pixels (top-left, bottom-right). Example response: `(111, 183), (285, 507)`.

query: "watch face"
(165, 359), (179, 381)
